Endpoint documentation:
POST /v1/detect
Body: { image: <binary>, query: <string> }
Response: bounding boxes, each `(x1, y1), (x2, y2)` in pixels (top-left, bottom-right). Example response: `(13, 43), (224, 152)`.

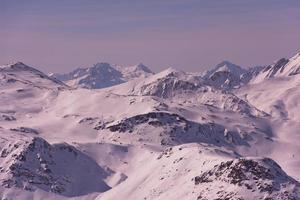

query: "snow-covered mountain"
(202, 52), (300, 90)
(203, 61), (248, 90)
(0, 129), (111, 197)
(1, 53), (300, 199)
(51, 62), (153, 89)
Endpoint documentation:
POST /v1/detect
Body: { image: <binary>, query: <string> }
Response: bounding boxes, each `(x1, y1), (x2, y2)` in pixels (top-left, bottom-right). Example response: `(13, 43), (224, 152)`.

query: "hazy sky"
(1, 0), (300, 73)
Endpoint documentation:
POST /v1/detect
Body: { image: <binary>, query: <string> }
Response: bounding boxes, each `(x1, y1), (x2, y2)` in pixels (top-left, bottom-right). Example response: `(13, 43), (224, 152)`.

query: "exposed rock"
(194, 158), (300, 199)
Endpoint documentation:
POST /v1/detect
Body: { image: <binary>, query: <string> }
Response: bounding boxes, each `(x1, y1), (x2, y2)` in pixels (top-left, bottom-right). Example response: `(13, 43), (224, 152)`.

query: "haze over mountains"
(0, 52), (300, 199)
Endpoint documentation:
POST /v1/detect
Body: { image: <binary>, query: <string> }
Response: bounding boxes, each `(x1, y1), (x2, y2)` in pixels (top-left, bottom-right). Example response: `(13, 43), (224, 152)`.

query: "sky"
(1, 0), (300, 73)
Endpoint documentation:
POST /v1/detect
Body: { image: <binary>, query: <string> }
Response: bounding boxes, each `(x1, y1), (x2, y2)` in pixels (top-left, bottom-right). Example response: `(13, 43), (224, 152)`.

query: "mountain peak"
(93, 62), (112, 68)
(0, 61), (44, 74)
(290, 52), (300, 61)
(202, 61), (247, 90)
(90, 63), (121, 74)
(133, 63), (153, 73)
(1, 61), (27, 69)
(213, 60), (246, 74)
(0, 62), (67, 88)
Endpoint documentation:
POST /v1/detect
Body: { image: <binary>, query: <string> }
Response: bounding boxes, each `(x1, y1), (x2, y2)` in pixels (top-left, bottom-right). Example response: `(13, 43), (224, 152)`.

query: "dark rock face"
(105, 112), (249, 146)
(194, 158), (300, 200)
(140, 77), (201, 98)
(77, 63), (125, 89)
(263, 58), (290, 78)
(10, 127), (39, 135)
(0, 114), (16, 121)
(133, 70), (205, 98)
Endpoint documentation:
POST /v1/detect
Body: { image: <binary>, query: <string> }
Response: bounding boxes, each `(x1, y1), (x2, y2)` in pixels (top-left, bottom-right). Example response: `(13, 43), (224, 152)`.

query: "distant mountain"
(203, 61), (248, 90)
(115, 63), (153, 80)
(202, 54), (300, 89)
(51, 62), (154, 89)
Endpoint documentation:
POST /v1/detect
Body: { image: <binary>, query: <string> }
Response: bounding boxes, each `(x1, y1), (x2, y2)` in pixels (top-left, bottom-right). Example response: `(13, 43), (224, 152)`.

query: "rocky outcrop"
(194, 158), (300, 200)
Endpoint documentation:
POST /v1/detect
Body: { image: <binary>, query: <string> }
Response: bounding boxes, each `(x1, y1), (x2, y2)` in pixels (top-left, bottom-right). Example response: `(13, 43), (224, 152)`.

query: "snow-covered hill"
(51, 62), (153, 89)
(1, 54), (300, 200)
(0, 62), (68, 117)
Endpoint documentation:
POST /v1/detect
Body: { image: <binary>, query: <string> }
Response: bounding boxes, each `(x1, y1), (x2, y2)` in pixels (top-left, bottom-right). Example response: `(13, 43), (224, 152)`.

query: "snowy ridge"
(123, 67), (205, 98)
(251, 52), (300, 83)
(0, 62), (67, 89)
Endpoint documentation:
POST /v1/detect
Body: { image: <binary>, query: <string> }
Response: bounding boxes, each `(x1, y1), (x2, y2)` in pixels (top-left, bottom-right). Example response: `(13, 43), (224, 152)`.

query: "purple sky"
(1, 0), (300, 73)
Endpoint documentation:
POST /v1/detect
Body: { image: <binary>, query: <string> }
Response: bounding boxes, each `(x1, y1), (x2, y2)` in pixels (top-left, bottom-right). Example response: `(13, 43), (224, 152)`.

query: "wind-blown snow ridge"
(251, 52), (300, 83)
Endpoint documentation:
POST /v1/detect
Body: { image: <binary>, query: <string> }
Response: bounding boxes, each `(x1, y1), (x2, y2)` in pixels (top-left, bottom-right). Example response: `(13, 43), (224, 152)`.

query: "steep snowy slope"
(98, 144), (300, 200)
(236, 71), (300, 182)
(51, 62), (153, 89)
(251, 52), (300, 83)
(0, 62), (66, 89)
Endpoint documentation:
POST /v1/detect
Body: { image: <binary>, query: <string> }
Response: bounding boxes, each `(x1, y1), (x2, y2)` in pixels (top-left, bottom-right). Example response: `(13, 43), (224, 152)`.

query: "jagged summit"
(210, 60), (246, 75)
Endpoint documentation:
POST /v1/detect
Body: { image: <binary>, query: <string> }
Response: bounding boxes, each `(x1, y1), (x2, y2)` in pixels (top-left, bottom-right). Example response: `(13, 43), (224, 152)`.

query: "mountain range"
(50, 63), (153, 89)
(0, 52), (300, 199)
